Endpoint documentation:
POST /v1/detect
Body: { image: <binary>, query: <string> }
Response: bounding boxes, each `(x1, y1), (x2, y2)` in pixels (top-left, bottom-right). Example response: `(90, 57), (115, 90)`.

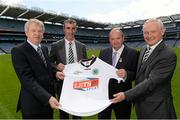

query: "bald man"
(98, 28), (139, 119)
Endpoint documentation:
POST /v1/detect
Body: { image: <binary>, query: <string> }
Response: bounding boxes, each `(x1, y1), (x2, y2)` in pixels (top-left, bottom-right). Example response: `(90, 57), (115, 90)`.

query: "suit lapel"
(41, 46), (50, 67)
(25, 42), (46, 67)
(58, 39), (66, 64)
(137, 41), (165, 77)
(137, 47), (146, 73)
(116, 46), (127, 68)
(75, 41), (82, 62)
(107, 48), (113, 65)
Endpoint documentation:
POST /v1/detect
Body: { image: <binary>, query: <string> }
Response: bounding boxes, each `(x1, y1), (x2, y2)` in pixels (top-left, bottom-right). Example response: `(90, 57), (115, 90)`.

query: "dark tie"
(112, 52), (117, 67)
(142, 47), (151, 62)
(37, 46), (47, 66)
(68, 42), (74, 64)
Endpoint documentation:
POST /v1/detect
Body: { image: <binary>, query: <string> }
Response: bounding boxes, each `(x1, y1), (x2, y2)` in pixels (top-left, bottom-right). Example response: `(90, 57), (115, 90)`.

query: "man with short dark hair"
(50, 18), (87, 119)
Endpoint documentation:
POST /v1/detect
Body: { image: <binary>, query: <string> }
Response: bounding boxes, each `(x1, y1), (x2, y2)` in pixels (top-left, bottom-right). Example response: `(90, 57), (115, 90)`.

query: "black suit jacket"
(11, 41), (56, 115)
(49, 39), (87, 96)
(99, 45), (139, 98)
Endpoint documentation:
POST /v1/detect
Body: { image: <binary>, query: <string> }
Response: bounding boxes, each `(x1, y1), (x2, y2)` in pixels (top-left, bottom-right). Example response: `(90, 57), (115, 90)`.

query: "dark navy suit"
(98, 45), (139, 119)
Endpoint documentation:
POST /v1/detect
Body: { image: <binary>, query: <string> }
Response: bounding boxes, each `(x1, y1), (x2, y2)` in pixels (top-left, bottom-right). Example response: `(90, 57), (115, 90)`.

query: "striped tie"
(142, 47), (151, 62)
(37, 46), (47, 66)
(68, 42), (74, 64)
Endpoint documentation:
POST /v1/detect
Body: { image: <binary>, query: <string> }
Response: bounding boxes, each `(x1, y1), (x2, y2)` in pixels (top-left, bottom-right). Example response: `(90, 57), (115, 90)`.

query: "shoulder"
(125, 46), (139, 55)
(11, 43), (29, 59)
(162, 44), (176, 58)
(99, 47), (111, 58)
(100, 47), (111, 53)
(11, 42), (26, 53)
(41, 45), (48, 52)
(150, 42), (177, 63)
(51, 39), (64, 47)
(75, 40), (86, 47)
(155, 41), (176, 57)
(121, 46), (139, 61)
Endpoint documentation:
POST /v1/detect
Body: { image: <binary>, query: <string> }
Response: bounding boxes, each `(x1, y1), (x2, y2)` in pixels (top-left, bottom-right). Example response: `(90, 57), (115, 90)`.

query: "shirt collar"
(27, 40), (41, 51)
(112, 44), (124, 54)
(147, 39), (163, 51)
(65, 38), (75, 45)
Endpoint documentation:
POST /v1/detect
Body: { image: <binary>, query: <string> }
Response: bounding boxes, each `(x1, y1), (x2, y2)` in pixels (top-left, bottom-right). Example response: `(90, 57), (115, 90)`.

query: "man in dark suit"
(11, 19), (63, 119)
(98, 28), (139, 119)
(111, 18), (177, 119)
(49, 19), (87, 119)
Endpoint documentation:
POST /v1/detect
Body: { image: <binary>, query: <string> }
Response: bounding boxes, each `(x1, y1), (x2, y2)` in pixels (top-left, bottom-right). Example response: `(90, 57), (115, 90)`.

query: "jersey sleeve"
(97, 58), (124, 83)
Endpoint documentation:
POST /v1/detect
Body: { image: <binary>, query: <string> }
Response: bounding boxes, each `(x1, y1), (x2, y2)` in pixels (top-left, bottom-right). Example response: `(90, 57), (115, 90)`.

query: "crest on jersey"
(92, 68), (99, 75)
(73, 78), (99, 91)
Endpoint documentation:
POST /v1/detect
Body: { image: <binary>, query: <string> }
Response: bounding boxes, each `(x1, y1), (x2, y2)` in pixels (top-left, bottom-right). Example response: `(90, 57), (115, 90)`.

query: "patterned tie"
(68, 42), (74, 64)
(37, 46), (47, 66)
(112, 52), (117, 67)
(142, 47), (151, 62)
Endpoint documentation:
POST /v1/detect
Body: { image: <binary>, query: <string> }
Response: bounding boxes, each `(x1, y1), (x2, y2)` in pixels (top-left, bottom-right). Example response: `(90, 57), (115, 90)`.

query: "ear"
(25, 31), (28, 37)
(161, 28), (166, 36)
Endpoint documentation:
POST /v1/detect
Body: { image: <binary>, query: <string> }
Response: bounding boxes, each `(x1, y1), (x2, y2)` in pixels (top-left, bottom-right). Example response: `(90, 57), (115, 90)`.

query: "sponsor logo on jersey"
(73, 78), (99, 91)
(73, 70), (83, 74)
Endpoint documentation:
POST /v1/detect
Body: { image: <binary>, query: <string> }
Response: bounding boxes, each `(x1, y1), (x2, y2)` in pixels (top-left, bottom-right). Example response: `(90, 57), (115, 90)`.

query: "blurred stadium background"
(0, 3), (180, 119)
(0, 3), (180, 53)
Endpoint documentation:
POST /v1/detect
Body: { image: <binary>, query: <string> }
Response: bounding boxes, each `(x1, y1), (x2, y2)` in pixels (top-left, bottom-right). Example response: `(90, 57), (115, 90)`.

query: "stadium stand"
(0, 4), (180, 54)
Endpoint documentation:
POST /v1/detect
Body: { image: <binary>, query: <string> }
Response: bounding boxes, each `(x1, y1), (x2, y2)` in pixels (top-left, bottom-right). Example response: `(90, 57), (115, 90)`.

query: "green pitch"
(0, 48), (179, 119)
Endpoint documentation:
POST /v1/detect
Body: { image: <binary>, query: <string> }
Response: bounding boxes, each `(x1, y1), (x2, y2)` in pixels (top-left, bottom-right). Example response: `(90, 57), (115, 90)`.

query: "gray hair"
(143, 18), (165, 31)
(24, 19), (45, 33)
(63, 18), (77, 26)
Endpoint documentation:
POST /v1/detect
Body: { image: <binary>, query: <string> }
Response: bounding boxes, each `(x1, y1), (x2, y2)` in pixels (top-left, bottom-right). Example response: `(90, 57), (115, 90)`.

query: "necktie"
(37, 46), (47, 66)
(112, 52), (117, 67)
(142, 47), (151, 62)
(68, 42), (74, 64)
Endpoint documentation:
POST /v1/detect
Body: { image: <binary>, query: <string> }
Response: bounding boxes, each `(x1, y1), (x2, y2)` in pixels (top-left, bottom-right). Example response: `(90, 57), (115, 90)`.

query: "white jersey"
(59, 57), (124, 116)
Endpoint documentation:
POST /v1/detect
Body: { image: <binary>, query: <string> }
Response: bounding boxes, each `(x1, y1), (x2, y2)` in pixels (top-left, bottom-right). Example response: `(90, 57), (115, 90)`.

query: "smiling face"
(64, 22), (77, 41)
(25, 21), (44, 45)
(109, 28), (124, 51)
(143, 19), (165, 46)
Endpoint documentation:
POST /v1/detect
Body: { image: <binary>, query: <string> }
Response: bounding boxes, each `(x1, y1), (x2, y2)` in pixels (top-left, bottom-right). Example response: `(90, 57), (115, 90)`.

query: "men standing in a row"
(111, 18), (177, 119)
(98, 28), (139, 119)
(49, 19), (87, 119)
(11, 19), (63, 119)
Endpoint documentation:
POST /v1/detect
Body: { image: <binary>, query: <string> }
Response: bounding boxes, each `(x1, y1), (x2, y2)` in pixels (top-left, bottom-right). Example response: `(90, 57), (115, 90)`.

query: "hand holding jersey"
(59, 57), (124, 116)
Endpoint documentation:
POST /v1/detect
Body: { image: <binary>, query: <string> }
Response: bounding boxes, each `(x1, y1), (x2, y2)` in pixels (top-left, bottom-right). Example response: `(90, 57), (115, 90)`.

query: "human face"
(25, 22), (44, 45)
(64, 23), (77, 41)
(109, 30), (124, 51)
(143, 21), (165, 46)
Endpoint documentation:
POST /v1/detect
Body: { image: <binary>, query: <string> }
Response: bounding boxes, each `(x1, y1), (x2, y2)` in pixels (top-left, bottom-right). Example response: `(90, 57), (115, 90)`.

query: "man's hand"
(116, 69), (127, 79)
(49, 96), (61, 109)
(111, 92), (126, 104)
(57, 63), (65, 71)
(56, 71), (65, 80)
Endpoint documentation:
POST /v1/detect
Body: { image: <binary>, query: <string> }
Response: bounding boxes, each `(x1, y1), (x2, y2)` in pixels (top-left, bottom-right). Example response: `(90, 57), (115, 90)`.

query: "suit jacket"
(11, 41), (56, 115)
(49, 39), (87, 96)
(50, 39), (87, 65)
(125, 41), (177, 119)
(99, 45), (139, 98)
